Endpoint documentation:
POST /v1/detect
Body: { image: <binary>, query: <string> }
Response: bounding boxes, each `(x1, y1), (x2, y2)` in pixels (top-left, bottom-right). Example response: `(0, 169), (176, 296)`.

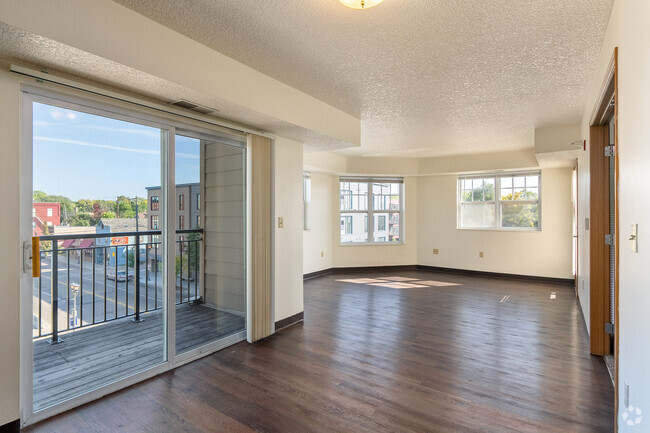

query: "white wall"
(273, 137), (304, 322)
(303, 172), (334, 274)
(417, 169), (573, 279)
(0, 68), (21, 427)
(577, 0), (650, 429)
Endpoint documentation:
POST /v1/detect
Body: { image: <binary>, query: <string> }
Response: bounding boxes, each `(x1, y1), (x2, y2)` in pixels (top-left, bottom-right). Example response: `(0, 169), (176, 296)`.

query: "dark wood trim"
(613, 46), (620, 433)
(0, 419), (19, 433)
(303, 268), (333, 280)
(588, 46), (618, 433)
(275, 312), (304, 331)
(304, 265), (573, 285)
(416, 265), (575, 286)
(589, 124), (610, 356)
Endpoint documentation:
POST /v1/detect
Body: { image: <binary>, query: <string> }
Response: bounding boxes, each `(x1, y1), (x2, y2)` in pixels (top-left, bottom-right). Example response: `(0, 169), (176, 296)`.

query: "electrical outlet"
(479, 251), (484, 258)
(625, 381), (630, 408)
(278, 217), (284, 228)
(433, 248), (439, 255)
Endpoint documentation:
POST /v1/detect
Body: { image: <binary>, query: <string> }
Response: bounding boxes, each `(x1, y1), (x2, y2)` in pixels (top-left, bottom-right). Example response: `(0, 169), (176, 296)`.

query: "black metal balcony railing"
(34, 229), (202, 343)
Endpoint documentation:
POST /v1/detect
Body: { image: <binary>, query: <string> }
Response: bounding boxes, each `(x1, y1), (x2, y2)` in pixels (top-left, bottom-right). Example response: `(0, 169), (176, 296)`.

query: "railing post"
(132, 234), (143, 322)
(48, 241), (62, 344)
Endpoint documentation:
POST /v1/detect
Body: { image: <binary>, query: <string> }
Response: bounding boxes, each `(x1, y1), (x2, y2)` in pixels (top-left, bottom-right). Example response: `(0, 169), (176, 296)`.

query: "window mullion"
(367, 182), (374, 243)
(496, 178), (501, 228)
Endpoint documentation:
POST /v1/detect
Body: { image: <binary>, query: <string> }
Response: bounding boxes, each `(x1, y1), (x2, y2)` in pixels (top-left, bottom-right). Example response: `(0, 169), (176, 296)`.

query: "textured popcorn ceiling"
(0, 23), (353, 152)
(110, 0), (613, 157)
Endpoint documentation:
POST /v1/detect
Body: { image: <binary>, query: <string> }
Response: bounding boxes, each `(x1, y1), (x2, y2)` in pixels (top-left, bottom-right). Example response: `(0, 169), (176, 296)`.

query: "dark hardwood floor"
(24, 270), (614, 433)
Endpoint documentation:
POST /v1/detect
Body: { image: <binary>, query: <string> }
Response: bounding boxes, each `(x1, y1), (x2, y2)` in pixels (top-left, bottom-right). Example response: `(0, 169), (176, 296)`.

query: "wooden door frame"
(588, 47), (618, 431)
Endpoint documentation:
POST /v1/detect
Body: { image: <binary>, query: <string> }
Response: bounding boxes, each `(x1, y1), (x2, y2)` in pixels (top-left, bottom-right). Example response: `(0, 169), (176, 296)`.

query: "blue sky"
(33, 102), (200, 201)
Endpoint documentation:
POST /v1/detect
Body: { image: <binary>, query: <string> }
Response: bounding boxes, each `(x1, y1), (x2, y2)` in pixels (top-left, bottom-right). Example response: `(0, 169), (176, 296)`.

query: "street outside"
(34, 253), (198, 336)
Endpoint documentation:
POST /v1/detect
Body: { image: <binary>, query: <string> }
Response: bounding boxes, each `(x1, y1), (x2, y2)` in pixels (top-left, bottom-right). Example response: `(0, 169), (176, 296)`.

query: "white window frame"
(339, 177), (404, 245)
(457, 171), (542, 231)
(303, 171), (311, 231)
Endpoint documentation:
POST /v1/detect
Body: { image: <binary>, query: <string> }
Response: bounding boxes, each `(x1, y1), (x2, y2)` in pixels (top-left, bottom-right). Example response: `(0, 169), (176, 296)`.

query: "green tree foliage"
(67, 213), (94, 227)
(501, 190), (539, 228)
(102, 211), (117, 219)
(116, 196), (135, 218)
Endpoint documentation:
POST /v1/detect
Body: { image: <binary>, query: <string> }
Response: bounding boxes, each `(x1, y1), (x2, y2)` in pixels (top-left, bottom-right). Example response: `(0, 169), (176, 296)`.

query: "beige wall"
(577, 0), (650, 429)
(273, 137), (304, 322)
(417, 168), (573, 279)
(303, 155), (572, 279)
(0, 69), (21, 426)
(303, 172), (334, 274)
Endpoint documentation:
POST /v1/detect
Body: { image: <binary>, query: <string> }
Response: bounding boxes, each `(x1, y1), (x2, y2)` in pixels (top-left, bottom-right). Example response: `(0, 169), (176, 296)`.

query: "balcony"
(32, 229), (245, 411)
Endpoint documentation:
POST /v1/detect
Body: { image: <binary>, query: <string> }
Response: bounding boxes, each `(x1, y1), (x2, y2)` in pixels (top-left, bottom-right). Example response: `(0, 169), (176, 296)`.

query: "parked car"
(107, 270), (134, 282)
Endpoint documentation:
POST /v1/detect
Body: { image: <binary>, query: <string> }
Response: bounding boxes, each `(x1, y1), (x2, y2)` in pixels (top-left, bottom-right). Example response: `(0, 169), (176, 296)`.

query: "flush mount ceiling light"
(339, 0), (384, 9)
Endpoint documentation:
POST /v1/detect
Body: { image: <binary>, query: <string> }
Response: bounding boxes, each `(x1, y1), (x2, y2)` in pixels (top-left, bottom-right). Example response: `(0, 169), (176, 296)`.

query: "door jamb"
(588, 46), (618, 432)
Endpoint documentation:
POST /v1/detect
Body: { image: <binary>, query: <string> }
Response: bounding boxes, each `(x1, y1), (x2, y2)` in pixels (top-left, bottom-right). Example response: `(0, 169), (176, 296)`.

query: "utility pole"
(135, 196), (139, 231)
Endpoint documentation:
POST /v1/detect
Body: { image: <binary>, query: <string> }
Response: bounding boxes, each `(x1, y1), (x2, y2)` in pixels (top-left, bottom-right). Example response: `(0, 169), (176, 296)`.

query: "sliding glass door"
(30, 99), (168, 412)
(174, 134), (246, 356)
(23, 90), (247, 424)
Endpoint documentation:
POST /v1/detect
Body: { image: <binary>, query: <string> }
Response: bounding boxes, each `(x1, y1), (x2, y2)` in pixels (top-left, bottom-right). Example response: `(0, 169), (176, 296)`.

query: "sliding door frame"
(19, 82), (247, 426)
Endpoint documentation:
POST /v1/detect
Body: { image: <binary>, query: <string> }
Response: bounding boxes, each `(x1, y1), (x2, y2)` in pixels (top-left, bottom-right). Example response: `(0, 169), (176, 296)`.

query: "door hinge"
(605, 234), (614, 245)
(605, 322), (615, 335)
(605, 146), (615, 157)
(23, 240), (33, 274)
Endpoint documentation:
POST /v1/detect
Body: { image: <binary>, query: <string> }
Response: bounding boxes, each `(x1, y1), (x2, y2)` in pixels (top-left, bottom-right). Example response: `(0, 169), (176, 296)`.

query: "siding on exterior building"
(203, 142), (245, 314)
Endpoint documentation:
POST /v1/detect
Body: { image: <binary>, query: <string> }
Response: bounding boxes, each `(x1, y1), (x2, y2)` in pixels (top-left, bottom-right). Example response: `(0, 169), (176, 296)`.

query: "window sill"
(457, 227), (541, 232)
(338, 242), (406, 247)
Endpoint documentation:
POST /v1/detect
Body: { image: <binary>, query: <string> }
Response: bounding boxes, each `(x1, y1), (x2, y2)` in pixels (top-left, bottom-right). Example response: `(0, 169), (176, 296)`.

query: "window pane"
(501, 187), (514, 200)
(460, 203), (496, 228)
(501, 203), (539, 228)
(461, 178), (494, 202)
(513, 188), (524, 199)
(513, 176), (525, 187)
(340, 213), (368, 243)
(340, 181), (368, 211)
(484, 180), (495, 200)
(501, 177), (512, 188)
(525, 187), (539, 200)
(373, 182), (400, 210)
(525, 176), (538, 187)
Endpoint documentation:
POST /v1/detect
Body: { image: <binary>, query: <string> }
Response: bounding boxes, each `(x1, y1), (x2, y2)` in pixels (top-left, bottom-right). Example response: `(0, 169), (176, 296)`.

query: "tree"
(102, 211), (116, 219)
(67, 213), (94, 227)
(116, 196), (135, 218)
(501, 191), (539, 228)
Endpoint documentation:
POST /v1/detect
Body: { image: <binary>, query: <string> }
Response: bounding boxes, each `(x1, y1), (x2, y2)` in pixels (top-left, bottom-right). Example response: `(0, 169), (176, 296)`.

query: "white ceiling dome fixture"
(339, 0), (384, 10)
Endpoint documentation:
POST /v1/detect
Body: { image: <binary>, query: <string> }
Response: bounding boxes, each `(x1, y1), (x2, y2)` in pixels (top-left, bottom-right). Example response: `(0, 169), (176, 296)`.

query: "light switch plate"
(278, 217), (284, 228)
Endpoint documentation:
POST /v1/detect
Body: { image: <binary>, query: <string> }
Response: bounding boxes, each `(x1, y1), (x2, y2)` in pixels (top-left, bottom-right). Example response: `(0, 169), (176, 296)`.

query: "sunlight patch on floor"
(417, 280), (462, 287)
(336, 276), (463, 290)
(370, 282), (429, 289)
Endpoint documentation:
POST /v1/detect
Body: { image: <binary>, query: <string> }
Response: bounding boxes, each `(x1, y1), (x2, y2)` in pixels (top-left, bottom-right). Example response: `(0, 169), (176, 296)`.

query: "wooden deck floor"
(33, 303), (245, 411)
(26, 270), (613, 432)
